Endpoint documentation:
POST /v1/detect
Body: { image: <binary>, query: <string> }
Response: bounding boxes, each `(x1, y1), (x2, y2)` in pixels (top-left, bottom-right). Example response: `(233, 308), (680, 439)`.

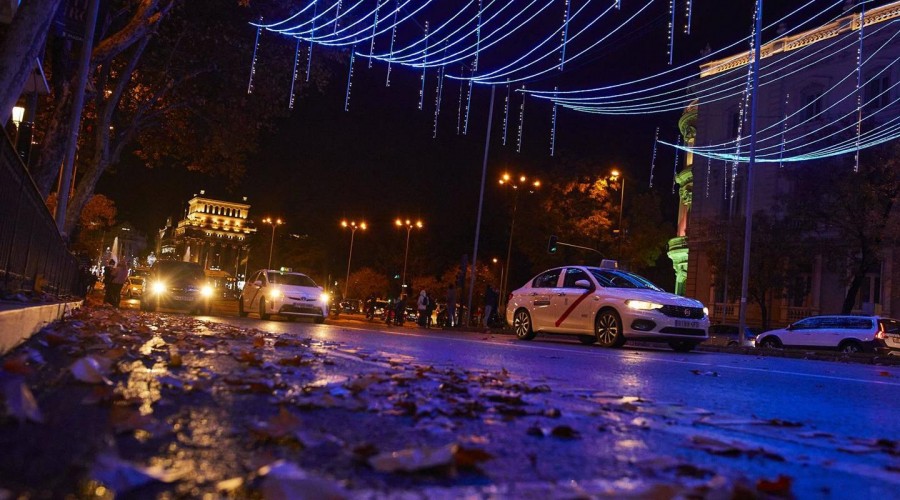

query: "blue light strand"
(667, 0), (675, 65)
(649, 126), (659, 188)
(369, 0), (480, 61)
(333, 0), (342, 33)
(249, 2), (317, 29)
(247, 18), (262, 95)
(778, 93), (789, 168)
(704, 154), (711, 199)
(386, 0), (398, 86)
(517, 85), (526, 153)
(559, 0), (571, 70)
(672, 135), (680, 194)
(305, 1), (319, 82)
(368, 0), (381, 68)
(345, 44), (356, 112)
(419, 21), (429, 111)
(263, 0), (344, 35)
(684, 0), (692, 35)
(474, 0), (483, 72)
(289, 38), (301, 109)
(502, 80), (511, 145)
(464, 80), (474, 134)
(433, 63), (445, 138)
(550, 86), (558, 156)
(526, 0), (837, 98)
(457, 67), (465, 134)
(855, 4), (866, 173)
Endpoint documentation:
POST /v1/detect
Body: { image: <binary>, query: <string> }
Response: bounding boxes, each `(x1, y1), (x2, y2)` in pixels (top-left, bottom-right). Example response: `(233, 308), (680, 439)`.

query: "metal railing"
(0, 132), (81, 297)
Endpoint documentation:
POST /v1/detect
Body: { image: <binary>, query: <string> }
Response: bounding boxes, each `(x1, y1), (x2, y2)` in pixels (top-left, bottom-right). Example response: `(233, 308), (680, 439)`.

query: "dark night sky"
(96, 0), (848, 285)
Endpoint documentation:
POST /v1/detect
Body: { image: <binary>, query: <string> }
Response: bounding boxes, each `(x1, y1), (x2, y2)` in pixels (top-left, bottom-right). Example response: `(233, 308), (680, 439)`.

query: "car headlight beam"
(201, 285), (214, 298)
(320, 292), (330, 304)
(151, 281), (166, 294)
(626, 300), (664, 311)
(268, 288), (283, 300)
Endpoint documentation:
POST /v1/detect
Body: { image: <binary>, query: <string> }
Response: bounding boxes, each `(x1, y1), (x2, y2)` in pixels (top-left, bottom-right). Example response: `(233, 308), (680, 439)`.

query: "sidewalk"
(0, 297), (83, 355)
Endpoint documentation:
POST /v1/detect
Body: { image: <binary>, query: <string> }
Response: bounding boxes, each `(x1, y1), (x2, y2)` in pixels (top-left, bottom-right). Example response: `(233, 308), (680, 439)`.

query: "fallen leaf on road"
(550, 425), (581, 439)
(369, 443), (458, 473)
(250, 408), (304, 441)
(756, 474), (793, 495)
(257, 460), (347, 500)
(690, 435), (784, 461)
(90, 453), (187, 494)
(70, 356), (112, 385)
(690, 370), (719, 377)
(2, 354), (34, 376)
(453, 446), (493, 469)
(2, 378), (43, 423)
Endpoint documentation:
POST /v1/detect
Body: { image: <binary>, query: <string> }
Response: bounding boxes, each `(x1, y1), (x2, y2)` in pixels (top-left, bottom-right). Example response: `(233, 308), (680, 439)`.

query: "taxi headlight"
(201, 285), (214, 298)
(626, 300), (664, 311)
(268, 288), (283, 300)
(320, 292), (330, 303)
(151, 281), (166, 294)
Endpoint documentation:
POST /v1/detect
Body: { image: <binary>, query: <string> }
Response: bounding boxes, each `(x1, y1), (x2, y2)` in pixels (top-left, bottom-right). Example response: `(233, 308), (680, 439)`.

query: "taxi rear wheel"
(513, 309), (536, 340)
(595, 309), (623, 348)
(238, 297), (248, 317)
(259, 299), (270, 320)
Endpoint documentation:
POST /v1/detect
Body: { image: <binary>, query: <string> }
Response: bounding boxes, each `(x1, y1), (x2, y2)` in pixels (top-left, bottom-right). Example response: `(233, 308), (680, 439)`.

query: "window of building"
(864, 71), (891, 113)
(801, 91), (824, 121)
(853, 274), (882, 312)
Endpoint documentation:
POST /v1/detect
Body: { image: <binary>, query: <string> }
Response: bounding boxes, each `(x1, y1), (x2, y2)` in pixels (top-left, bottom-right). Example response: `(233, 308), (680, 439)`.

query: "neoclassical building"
(157, 191), (256, 281)
(676, 1), (900, 326)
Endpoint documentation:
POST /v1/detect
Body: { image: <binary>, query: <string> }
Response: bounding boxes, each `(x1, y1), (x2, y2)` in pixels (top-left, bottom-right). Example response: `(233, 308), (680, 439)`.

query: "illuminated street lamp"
(492, 257), (505, 305)
(341, 220), (367, 299)
(262, 217), (284, 270)
(395, 218), (423, 292)
(11, 106), (24, 153)
(610, 169), (626, 259)
(498, 173), (540, 305)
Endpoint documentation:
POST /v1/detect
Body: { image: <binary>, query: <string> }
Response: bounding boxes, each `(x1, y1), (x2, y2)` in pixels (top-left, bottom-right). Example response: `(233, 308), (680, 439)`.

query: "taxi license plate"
(675, 320), (699, 328)
(173, 295), (191, 301)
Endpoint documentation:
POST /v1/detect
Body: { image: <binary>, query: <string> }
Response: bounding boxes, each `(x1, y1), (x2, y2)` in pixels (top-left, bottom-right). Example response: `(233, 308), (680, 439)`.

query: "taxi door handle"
(557, 293), (566, 296)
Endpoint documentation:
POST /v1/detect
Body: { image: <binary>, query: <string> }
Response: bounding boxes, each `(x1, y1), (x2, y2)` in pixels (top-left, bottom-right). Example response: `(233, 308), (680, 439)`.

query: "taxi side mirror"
(574, 279), (591, 289)
(254, 280), (263, 287)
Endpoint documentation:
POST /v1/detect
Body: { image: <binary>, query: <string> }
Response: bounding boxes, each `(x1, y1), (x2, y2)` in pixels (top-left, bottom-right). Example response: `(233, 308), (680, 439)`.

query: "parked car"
(122, 276), (145, 299)
(877, 321), (900, 355)
(505, 261), (710, 352)
(141, 261), (213, 314)
(756, 315), (900, 353)
(340, 300), (362, 314)
(239, 269), (328, 323)
(706, 324), (760, 347)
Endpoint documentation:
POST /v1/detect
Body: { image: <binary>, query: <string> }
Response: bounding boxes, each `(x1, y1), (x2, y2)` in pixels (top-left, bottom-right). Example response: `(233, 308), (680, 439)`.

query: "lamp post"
(262, 217), (284, 270)
(341, 220), (367, 299)
(498, 173), (540, 306)
(492, 257), (505, 307)
(395, 218), (423, 293)
(610, 169), (626, 260)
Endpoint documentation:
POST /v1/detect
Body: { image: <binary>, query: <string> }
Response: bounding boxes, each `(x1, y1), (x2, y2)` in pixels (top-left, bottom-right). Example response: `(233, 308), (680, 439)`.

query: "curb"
(0, 300), (83, 355)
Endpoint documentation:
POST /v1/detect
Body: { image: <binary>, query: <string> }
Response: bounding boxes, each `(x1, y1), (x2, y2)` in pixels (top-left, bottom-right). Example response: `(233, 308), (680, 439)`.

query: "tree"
(703, 210), (812, 329)
(783, 142), (900, 314)
(45, 192), (117, 256)
(0, 0), (62, 119)
(25, 0), (335, 237)
(345, 267), (390, 299)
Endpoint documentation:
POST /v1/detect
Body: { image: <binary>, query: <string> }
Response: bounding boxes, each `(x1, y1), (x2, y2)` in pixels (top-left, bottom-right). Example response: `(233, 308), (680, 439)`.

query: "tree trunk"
(30, 85), (74, 197)
(842, 273), (866, 314)
(0, 0), (63, 119)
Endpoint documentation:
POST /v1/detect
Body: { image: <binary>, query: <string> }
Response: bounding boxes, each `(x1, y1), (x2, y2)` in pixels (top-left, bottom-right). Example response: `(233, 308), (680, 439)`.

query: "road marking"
(329, 323), (900, 387)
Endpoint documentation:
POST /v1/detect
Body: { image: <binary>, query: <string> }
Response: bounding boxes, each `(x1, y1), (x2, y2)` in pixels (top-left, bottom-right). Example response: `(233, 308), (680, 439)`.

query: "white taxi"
(239, 269), (329, 323)
(505, 262), (709, 352)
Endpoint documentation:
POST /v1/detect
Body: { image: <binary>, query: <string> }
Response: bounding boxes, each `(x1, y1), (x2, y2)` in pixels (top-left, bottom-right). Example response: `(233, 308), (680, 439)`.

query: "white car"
(756, 315), (898, 354)
(239, 269), (329, 323)
(505, 262), (709, 352)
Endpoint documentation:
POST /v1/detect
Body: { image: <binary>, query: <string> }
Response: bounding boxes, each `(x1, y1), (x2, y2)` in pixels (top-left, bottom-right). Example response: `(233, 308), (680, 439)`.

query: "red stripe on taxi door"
(555, 282), (596, 327)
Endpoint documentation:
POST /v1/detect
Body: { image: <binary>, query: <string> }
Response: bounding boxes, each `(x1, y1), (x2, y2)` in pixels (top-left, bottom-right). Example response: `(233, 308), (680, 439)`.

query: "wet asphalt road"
(199, 310), (900, 498)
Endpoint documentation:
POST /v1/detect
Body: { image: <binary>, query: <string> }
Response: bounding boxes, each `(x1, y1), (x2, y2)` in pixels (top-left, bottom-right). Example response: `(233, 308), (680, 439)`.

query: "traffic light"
(548, 235), (558, 254)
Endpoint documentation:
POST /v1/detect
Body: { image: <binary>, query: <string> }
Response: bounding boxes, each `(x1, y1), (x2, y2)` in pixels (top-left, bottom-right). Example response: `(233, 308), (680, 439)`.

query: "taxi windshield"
(267, 272), (318, 287)
(587, 268), (662, 291)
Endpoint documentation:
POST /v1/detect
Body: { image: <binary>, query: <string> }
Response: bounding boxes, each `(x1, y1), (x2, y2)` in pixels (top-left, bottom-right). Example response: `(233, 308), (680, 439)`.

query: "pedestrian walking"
(394, 294), (408, 326)
(417, 289), (429, 327)
(102, 259), (116, 305)
(425, 292), (436, 328)
(109, 260), (129, 308)
(445, 283), (457, 327)
(483, 284), (499, 329)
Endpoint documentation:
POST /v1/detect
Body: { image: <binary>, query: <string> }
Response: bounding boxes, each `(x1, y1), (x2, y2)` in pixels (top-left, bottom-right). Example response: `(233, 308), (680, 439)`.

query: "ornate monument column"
(668, 102), (697, 296)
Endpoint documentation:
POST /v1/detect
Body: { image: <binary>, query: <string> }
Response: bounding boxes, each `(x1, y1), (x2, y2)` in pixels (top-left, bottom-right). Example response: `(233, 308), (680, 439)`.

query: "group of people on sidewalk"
(101, 259), (129, 308)
(363, 282), (501, 330)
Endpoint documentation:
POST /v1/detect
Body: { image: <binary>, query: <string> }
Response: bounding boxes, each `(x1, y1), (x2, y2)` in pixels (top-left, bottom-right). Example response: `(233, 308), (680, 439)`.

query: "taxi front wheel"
(595, 309), (624, 348)
(513, 309), (536, 340)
